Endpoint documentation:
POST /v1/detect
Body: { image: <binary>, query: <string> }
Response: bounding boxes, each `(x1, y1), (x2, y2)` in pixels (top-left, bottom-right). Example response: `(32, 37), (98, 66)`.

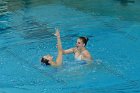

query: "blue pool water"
(0, 0), (140, 93)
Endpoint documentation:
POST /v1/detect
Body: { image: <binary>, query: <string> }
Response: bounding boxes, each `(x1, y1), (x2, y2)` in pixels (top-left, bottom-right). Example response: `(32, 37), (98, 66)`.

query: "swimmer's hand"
(54, 28), (60, 37)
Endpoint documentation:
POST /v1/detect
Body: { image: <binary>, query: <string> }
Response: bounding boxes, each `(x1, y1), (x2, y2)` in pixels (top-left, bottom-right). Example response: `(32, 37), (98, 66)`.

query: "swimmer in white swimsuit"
(62, 37), (93, 64)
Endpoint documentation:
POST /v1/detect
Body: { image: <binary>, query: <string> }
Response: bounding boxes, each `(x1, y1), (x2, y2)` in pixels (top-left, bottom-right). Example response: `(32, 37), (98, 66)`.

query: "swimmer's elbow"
(55, 63), (62, 67)
(55, 60), (62, 67)
(84, 58), (93, 64)
(51, 62), (61, 67)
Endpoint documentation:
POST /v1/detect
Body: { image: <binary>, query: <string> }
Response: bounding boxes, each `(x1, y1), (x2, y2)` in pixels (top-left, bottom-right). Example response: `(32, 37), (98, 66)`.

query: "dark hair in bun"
(79, 37), (89, 46)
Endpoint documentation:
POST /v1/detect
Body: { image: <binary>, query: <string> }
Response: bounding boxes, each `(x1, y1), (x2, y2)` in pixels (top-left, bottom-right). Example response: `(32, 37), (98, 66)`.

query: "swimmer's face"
(43, 54), (53, 61)
(76, 39), (85, 47)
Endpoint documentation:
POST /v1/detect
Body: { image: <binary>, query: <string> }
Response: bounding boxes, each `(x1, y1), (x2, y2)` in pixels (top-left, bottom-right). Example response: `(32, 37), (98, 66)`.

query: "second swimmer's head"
(76, 37), (89, 47)
(41, 55), (53, 66)
(41, 57), (50, 65)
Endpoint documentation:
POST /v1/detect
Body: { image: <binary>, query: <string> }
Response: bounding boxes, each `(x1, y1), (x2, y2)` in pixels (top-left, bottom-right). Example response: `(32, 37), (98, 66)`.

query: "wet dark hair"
(41, 58), (50, 65)
(79, 37), (89, 46)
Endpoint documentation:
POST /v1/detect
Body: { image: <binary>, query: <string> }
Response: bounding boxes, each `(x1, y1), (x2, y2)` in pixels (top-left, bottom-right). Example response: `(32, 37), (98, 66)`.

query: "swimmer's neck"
(76, 46), (86, 53)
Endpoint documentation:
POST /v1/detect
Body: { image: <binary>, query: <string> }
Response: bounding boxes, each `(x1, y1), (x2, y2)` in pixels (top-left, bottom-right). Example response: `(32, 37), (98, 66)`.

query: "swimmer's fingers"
(54, 29), (60, 37)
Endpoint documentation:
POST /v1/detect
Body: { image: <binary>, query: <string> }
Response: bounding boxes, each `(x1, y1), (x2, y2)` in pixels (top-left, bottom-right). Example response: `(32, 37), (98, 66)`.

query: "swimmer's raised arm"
(51, 28), (63, 67)
(41, 28), (63, 67)
(55, 28), (62, 51)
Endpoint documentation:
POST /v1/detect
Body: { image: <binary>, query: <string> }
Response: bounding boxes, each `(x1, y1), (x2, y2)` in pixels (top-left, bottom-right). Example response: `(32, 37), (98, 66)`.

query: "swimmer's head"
(41, 58), (50, 65)
(76, 37), (89, 47)
(41, 55), (53, 65)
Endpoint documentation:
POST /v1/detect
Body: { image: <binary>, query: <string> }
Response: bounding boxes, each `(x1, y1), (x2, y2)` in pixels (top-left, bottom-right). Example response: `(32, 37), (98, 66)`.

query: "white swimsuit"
(75, 50), (86, 61)
(75, 55), (82, 61)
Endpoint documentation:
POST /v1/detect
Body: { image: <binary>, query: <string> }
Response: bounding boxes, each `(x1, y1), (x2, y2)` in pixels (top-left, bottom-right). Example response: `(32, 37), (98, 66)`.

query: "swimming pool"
(0, 0), (140, 93)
